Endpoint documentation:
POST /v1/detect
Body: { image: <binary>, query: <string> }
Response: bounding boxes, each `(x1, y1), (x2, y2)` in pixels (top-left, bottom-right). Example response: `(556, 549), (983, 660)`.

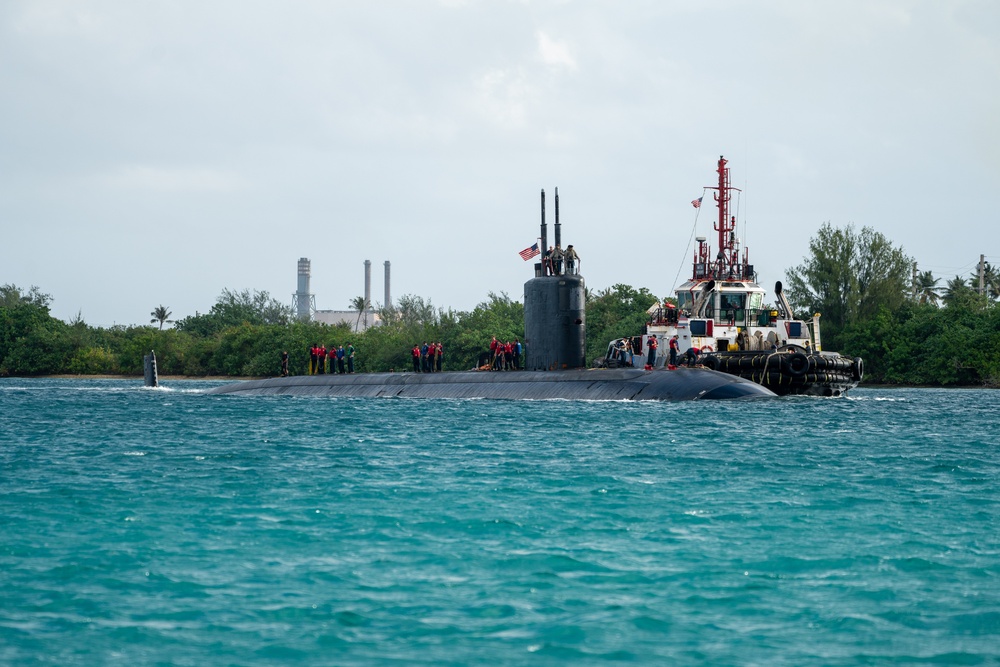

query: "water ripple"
(2, 380), (1000, 665)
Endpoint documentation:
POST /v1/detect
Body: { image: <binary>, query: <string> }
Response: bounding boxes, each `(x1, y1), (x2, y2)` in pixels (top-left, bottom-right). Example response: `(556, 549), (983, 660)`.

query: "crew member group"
(306, 342), (357, 375)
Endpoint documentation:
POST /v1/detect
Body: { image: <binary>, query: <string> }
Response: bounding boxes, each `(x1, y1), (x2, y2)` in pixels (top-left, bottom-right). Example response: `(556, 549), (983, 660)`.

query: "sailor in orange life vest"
(647, 335), (658, 367)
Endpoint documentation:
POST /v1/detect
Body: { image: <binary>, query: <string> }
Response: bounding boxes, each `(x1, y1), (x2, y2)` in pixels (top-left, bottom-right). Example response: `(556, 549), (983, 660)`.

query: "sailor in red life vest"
(309, 344), (318, 375)
(411, 344), (421, 372)
(435, 342), (443, 372)
(426, 341), (436, 372)
(669, 335), (679, 367)
(647, 335), (658, 367)
(317, 344), (327, 374)
(489, 336), (499, 370)
(328, 345), (337, 375)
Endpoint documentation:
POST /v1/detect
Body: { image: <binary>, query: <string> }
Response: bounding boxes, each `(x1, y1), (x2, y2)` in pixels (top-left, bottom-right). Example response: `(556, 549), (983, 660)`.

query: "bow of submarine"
(631, 367), (777, 400)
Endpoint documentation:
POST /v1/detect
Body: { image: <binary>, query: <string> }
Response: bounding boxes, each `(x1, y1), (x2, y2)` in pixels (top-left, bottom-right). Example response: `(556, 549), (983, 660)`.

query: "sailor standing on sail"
(564, 245), (579, 275)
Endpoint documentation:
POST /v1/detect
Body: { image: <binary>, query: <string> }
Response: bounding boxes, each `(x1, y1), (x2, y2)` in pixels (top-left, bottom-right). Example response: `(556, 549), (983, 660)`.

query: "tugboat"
(599, 156), (863, 397)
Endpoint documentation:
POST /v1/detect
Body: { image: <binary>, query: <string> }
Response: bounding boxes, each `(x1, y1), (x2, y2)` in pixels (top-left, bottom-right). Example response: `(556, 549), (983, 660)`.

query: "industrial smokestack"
(384, 261), (391, 309)
(295, 257), (314, 321)
(364, 260), (372, 308)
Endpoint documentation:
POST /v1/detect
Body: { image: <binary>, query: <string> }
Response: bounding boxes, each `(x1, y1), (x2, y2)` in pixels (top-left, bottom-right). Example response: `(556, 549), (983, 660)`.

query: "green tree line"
(3, 224), (999, 386)
(0, 285), (529, 377)
(0, 280), (656, 378)
(784, 222), (1000, 386)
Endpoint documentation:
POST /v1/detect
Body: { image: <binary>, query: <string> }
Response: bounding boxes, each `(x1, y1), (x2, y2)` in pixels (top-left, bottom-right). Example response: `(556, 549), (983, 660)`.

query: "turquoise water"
(2, 379), (999, 666)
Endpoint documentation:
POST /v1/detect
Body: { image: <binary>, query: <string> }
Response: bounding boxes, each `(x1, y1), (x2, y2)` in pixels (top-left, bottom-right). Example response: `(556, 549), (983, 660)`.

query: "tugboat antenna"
(704, 155), (744, 280)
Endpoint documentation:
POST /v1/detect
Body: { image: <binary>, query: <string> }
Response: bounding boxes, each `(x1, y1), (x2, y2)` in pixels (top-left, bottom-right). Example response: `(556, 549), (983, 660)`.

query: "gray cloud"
(2, 0), (997, 325)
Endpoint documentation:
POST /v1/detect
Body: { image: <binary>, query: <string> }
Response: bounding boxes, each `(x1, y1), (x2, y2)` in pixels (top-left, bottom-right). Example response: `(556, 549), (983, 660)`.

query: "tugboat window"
(677, 292), (693, 312)
(721, 293), (746, 324)
(722, 294), (746, 310)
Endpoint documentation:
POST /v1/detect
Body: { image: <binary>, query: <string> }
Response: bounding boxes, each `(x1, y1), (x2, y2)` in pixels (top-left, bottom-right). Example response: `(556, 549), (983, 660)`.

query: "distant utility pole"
(912, 261), (918, 301)
(980, 254), (986, 296)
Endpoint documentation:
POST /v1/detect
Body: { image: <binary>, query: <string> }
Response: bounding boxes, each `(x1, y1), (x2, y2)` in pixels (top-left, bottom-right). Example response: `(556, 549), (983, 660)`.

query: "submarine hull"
(206, 367), (775, 401)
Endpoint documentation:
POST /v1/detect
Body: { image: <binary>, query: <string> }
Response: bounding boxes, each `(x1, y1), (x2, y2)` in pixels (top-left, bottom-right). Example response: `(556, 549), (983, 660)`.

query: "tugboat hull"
(700, 350), (862, 397)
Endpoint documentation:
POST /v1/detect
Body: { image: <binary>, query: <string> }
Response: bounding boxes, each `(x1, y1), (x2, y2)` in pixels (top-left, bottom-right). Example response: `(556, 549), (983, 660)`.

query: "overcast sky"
(3, 1), (998, 327)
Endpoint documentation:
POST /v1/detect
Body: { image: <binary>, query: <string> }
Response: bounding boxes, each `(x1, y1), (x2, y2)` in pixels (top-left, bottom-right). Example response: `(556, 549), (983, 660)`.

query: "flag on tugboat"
(691, 197), (703, 208)
(519, 243), (540, 261)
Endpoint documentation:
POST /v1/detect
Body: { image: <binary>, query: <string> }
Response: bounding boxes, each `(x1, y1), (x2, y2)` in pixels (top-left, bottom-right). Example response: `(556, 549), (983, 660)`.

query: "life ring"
(852, 357), (864, 381)
(700, 345), (714, 353)
(784, 352), (809, 378)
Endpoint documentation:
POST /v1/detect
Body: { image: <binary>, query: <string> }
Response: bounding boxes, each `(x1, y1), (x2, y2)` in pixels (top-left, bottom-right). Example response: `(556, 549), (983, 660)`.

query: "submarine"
(206, 189), (775, 401)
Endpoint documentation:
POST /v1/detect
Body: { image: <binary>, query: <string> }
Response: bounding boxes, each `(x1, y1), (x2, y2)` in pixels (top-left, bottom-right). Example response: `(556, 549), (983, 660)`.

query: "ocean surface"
(1, 379), (999, 666)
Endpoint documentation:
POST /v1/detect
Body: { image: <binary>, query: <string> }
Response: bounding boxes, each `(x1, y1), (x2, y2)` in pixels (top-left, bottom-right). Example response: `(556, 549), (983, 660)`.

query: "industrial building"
(293, 258), (387, 332)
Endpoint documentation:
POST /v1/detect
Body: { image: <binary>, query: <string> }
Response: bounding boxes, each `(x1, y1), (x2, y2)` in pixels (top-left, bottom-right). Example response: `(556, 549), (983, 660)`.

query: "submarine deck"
(206, 367), (775, 401)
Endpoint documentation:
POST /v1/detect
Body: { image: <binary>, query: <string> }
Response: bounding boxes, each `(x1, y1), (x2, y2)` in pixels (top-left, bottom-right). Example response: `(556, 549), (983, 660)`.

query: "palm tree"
(350, 296), (370, 332)
(915, 270), (941, 306)
(150, 305), (173, 330)
(970, 261), (1000, 301)
(943, 276), (971, 307)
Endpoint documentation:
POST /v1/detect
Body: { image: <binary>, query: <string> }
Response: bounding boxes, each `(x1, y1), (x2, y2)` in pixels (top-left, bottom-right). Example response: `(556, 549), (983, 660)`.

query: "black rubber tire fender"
(852, 357), (864, 381)
(784, 352), (809, 378)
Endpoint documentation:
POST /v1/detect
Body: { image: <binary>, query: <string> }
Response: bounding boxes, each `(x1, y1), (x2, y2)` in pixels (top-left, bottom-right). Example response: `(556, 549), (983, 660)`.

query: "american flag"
(691, 197), (703, 209)
(519, 242), (540, 261)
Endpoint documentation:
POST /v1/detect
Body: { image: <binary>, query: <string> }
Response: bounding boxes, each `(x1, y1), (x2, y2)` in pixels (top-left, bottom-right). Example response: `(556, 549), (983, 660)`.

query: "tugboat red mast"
(696, 156), (751, 282)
